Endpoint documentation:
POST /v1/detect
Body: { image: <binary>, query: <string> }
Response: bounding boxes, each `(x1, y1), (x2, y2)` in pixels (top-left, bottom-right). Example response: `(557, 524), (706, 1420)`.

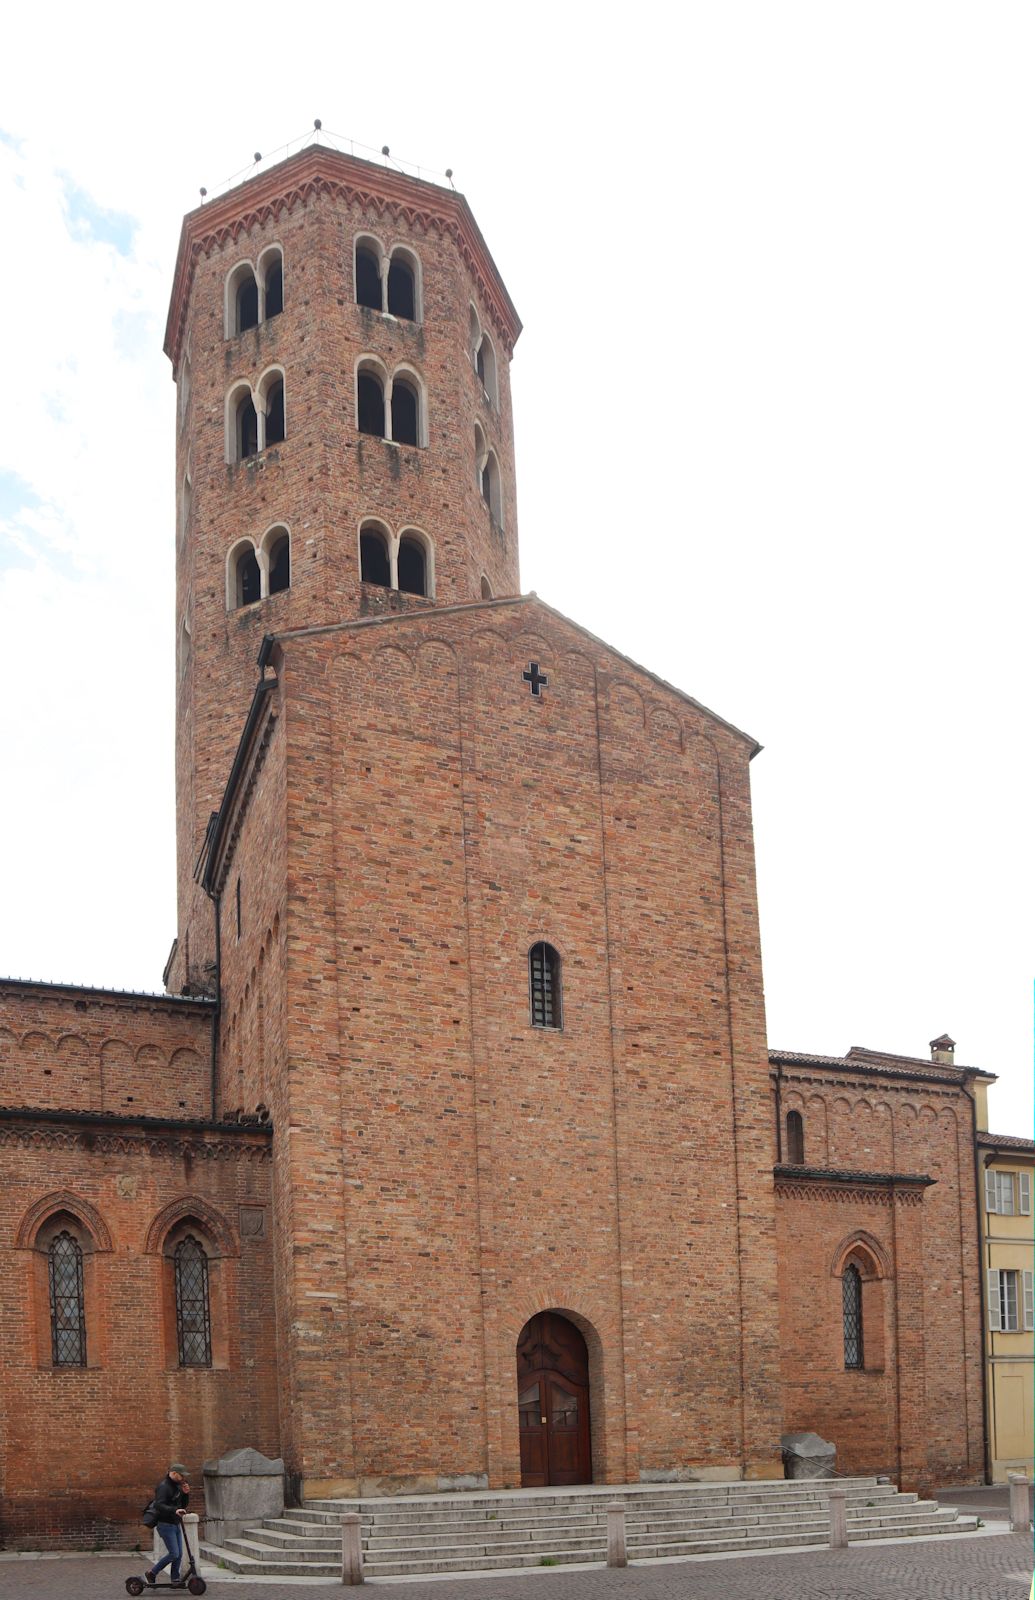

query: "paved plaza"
(3, 1530), (1032, 1600)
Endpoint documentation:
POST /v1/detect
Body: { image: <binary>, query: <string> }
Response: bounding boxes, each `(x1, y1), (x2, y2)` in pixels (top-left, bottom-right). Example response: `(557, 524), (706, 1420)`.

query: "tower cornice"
(163, 144), (522, 370)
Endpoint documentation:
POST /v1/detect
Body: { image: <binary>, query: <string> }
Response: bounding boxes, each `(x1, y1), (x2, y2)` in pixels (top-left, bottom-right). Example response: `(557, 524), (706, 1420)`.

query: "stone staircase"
(200, 1477), (979, 1579)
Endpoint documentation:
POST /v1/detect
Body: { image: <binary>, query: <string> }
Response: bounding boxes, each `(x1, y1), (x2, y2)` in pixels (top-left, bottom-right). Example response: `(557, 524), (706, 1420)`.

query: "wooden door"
(517, 1311), (591, 1486)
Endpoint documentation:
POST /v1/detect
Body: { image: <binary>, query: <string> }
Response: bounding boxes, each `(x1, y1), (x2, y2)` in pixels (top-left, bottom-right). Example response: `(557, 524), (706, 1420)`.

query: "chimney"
(930, 1033), (956, 1065)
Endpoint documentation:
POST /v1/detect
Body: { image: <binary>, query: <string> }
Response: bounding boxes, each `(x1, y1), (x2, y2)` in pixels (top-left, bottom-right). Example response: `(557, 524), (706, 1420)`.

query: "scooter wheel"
(187, 1580), (207, 1595)
(125, 1581), (145, 1597)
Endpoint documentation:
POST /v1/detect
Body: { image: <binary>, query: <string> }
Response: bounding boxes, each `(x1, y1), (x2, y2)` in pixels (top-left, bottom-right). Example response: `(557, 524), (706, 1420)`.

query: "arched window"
(235, 268), (259, 334)
(480, 575), (494, 599)
(842, 1263), (863, 1369)
(786, 1109), (804, 1165)
(264, 378), (285, 446)
(391, 378), (419, 447)
(230, 543), (261, 608)
(529, 942), (562, 1029)
(360, 525), (391, 587)
(358, 368), (386, 437)
(355, 242), (382, 310)
(469, 304), (481, 363)
(174, 1236), (212, 1368)
(267, 530), (290, 594)
(476, 334), (498, 407)
(262, 251), (283, 319)
(236, 392), (259, 461)
(48, 1231), (86, 1366)
(481, 449), (503, 525)
(387, 251), (417, 320)
(397, 534), (427, 597)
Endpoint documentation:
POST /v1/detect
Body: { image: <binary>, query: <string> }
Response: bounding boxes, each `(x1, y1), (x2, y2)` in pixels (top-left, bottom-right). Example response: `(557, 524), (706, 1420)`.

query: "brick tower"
(163, 146), (522, 995)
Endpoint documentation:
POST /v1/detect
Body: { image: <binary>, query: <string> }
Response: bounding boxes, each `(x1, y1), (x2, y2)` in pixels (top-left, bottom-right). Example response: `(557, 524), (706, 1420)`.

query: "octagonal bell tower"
(163, 145), (523, 994)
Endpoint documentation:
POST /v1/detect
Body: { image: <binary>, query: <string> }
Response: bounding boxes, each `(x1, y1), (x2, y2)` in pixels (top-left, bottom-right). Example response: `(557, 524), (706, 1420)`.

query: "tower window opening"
(480, 575), (494, 599)
(264, 255), (283, 318)
(268, 532), (290, 594)
(529, 942), (562, 1029)
(475, 334), (498, 406)
(481, 449), (502, 525)
(355, 245), (382, 311)
(264, 379), (285, 446)
(387, 255), (416, 320)
(391, 380), (419, 447)
(358, 371), (386, 437)
(360, 528), (391, 587)
(397, 535), (427, 597)
(236, 393), (259, 461)
(233, 546), (261, 607)
(236, 271), (259, 334)
(786, 1109), (804, 1165)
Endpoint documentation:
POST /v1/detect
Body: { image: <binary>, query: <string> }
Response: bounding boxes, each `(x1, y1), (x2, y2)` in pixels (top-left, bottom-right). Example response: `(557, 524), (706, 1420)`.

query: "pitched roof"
(977, 1130), (1035, 1154)
(770, 1045), (996, 1085)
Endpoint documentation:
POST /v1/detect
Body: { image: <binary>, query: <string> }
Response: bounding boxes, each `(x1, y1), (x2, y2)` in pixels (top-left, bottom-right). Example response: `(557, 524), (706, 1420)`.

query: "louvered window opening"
(530, 942), (561, 1029)
(49, 1232), (86, 1366)
(842, 1263), (863, 1369)
(174, 1236), (213, 1367)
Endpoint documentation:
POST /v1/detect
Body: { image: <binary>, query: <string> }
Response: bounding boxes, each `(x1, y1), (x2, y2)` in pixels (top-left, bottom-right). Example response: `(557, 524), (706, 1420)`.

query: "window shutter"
(1020, 1172), (1031, 1216)
(1024, 1271), (1034, 1333)
(988, 1268), (1002, 1331)
(985, 1168), (997, 1213)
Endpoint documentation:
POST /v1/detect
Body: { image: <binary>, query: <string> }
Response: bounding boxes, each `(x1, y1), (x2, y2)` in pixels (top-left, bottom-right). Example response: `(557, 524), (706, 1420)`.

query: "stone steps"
(199, 1477), (978, 1578)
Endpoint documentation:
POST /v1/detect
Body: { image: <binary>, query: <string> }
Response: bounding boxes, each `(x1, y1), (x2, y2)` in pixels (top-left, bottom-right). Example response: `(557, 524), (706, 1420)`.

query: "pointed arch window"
(174, 1236), (212, 1368)
(786, 1109), (804, 1165)
(529, 942), (562, 1030)
(842, 1263), (863, 1369)
(49, 1232), (86, 1366)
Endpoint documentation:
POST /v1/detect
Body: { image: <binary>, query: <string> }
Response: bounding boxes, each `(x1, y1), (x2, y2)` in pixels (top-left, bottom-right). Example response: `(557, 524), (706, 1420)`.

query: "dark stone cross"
(522, 661), (548, 697)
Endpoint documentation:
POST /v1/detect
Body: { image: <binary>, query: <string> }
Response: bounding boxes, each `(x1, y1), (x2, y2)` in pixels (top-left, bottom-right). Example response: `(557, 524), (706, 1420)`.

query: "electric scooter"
(125, 1542), (206, 1594)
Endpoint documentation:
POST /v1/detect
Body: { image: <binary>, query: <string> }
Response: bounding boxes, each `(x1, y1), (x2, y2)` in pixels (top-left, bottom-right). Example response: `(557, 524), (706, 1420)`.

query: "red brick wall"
(775, 1067), (985, 1490)
(0, 1110), (275, 1550)
(0, 984), (213, 1118)
(169, 157), (521, 997)
(211, 595), (783, 1495)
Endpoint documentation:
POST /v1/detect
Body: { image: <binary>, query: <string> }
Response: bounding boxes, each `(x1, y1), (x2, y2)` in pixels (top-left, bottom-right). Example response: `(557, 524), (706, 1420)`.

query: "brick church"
(0, 146), (993, 1547)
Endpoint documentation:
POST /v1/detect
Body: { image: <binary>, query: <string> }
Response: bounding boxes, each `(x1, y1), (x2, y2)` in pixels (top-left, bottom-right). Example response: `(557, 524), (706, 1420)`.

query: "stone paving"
(2, 1531), (1032, 1600)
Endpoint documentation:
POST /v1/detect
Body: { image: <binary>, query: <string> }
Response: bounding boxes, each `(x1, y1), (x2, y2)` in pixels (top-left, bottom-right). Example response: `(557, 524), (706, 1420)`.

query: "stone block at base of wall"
(203, 1448), (285, 1546)
(781, 1431), (836, 1479)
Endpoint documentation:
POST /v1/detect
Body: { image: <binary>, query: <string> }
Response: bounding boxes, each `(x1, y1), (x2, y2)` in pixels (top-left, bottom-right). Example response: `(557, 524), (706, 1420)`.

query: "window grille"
(174, 1236), (213, 1367)
(842, 1263), (863, 1369)
(529, 942), (561, 1029)
(49, 1232), (86, 1366)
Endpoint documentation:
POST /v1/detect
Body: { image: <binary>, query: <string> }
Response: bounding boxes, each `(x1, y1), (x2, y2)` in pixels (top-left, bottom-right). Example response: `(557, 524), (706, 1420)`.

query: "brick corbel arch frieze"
(15, 1189), (114, 1252)
(143, 1195), (238, 1259)
(830, 1228), (892, 1280)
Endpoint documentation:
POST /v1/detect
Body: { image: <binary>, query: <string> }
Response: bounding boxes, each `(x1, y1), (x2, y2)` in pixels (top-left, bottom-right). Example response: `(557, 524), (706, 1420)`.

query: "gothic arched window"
(529, 942), (562, 1030)
(49, 1231), (86, 1367)
(842, 1263), (863, 1369)
(174, 1236), (212, 1368)
(786, 1109), (804, 1165)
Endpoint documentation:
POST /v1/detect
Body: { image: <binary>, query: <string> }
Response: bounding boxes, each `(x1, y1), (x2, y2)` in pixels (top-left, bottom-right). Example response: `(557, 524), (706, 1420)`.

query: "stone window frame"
(224, 367), (288, 464)
(353, 354), (428, 448)
(356, 516), (435, 598)
(224, 245), (285, 338)
(226, 524), (291, 611)
(353, 232), (423, 324)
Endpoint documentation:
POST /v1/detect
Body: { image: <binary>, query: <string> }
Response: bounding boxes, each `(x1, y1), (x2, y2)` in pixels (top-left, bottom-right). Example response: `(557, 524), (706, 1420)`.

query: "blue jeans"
(152, 1520), (183, 1580)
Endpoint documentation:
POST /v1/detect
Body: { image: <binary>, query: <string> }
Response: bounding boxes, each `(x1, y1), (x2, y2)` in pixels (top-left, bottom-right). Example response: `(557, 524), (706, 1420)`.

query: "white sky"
(0, 3), (1030, 1135)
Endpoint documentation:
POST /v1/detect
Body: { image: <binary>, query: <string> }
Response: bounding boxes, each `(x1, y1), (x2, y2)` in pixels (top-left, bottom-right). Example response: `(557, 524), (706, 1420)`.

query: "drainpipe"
(773, 1055), (784, 1162)
(970, 1089), (992, 1484)
(210, 888), (222, 1122)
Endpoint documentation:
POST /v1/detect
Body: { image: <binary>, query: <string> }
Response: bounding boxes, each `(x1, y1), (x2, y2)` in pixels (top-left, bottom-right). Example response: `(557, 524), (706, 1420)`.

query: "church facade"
(0, 146), (993, 1547)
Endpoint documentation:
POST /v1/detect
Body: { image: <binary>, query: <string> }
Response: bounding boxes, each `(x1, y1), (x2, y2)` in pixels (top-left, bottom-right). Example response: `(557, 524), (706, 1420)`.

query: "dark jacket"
(153, 1475), (189, 1524)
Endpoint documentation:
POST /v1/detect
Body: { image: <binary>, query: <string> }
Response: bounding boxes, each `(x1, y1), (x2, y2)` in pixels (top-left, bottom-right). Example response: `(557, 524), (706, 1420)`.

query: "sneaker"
(144, 1575), (156, 1588)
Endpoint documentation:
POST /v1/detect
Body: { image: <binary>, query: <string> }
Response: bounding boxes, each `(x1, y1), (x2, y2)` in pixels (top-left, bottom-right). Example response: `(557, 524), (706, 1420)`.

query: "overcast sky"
(0, 3), (1030, 1134)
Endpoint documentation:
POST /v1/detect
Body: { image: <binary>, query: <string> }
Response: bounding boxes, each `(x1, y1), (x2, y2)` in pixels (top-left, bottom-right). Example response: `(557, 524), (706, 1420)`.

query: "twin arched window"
(356, 360), (426, 448)
(228, 371), (286, 463)
(228, 526), (291, 610)
(354, 238), (420, 322)
(359, 521), (432, 598)
(226, 248), (284, 337)
(529, 942), (562, 1029)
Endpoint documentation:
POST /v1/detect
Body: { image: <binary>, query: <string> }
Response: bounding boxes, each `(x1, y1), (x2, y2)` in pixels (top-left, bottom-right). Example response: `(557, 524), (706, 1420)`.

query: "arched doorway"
(516, 1311), (592, 1486)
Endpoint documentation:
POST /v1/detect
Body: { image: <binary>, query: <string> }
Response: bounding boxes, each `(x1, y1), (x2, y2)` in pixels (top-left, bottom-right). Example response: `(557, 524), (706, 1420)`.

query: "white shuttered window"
(989, 1268), (1022, 1332)
(1020, 1171), (1031, 1216)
